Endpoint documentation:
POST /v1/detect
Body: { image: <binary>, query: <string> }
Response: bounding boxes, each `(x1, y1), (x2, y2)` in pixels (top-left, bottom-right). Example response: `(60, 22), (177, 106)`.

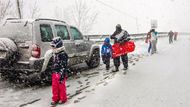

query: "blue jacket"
(101, 38), (112, 57)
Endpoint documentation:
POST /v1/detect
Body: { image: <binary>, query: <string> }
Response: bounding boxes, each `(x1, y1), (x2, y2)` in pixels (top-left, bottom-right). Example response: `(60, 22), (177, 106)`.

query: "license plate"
(0, 51), (6, 58)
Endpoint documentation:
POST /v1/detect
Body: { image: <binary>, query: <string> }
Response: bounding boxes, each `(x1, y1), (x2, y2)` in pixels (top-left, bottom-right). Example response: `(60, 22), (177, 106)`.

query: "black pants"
(113, 54), (128, 69)
(102, 55), (110, 69)
(169, 36), (173, 44)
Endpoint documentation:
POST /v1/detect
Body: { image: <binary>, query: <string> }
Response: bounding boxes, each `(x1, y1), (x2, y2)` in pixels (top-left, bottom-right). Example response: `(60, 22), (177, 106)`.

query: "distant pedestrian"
(150, 29), (158, 54)
(168, 30), (174, 44)
(174, 32), (178, 41)
(50, 37), (68, 106)
(145, 31), (152, 53)
(101, 38), (112, 71)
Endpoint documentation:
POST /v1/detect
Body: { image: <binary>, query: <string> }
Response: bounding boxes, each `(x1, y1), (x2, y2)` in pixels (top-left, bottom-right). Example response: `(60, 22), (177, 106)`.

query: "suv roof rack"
(6, 18), (20, 20)
(2, 18), (18, 26)
(35, 18), (66, 23)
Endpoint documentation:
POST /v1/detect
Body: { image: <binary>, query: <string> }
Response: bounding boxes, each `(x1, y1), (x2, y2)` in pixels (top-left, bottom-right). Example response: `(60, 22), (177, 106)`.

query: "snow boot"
(51, 101), (57, 106)
(106, 67), (110, 71)
(112, 67), (119, 72)
(58, 100), (66, 104)
(123, 67), (128, 70)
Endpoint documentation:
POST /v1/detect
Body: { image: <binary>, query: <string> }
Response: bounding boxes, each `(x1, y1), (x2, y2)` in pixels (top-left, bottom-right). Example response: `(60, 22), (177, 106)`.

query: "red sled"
(112, 41), (135, 58)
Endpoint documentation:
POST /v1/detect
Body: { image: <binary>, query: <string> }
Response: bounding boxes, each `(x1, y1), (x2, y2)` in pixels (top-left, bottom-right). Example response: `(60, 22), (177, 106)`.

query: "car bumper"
(0, 58), (44, 73)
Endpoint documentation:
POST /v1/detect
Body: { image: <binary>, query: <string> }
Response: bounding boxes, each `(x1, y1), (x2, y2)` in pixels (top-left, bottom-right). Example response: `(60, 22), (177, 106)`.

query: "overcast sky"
(25, 0), (190, 34)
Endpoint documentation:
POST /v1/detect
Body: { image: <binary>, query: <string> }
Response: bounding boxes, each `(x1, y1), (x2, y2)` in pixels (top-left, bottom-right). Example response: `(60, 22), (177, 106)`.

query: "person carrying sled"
(101, 37), (112, 71)
(110, 24), (130, 72)
(50, 37), (69, 106)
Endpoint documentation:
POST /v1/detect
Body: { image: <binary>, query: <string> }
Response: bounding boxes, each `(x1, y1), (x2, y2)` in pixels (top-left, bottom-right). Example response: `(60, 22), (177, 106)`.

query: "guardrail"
(84, 32), (169, 43)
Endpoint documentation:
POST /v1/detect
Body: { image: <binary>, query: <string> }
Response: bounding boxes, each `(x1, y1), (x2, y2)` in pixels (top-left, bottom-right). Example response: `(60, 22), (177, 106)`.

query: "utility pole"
(135, 17), (139, 33)
(16, 0), (22, 19)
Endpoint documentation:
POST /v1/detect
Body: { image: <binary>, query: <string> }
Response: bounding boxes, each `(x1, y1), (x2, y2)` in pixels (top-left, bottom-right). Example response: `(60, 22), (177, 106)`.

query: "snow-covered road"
(0, 36), (190, 107)
(60, 37), (190, 107)
(60, 36), (190, 107)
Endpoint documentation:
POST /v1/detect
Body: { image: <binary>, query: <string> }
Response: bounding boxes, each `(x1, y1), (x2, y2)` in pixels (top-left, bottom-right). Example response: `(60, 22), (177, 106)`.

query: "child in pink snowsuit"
(50, 37), (68, 105)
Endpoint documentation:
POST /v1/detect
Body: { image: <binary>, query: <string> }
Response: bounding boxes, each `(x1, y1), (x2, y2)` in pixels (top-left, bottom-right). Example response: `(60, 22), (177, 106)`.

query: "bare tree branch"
(30, 0), (41, 19)
(71, 0), (98, 34)
(54, 7), (71, 23)
(0, 0), (13, 21)
(17, 0), (41, 19)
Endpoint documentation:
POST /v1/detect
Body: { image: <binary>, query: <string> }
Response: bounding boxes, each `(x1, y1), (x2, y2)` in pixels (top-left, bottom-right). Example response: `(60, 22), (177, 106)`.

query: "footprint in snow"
(78, 96), (86, 100)
(74, 100), (80, 103)
(77, 81), (83, 84)
(86, 82), (90, 85)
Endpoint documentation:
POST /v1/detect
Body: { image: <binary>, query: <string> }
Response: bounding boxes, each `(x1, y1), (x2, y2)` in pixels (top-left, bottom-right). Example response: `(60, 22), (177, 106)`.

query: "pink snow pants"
(52, 72), (67, 102)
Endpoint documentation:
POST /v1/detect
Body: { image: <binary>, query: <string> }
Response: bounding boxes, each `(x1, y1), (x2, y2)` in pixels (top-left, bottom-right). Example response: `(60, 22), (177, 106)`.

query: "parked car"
(0, 18), (100, 82)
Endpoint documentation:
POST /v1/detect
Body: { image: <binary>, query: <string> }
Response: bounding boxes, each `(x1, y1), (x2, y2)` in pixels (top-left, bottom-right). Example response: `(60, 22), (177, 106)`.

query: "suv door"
(54, 24), (77, 65)
(70, 27), (88, 62)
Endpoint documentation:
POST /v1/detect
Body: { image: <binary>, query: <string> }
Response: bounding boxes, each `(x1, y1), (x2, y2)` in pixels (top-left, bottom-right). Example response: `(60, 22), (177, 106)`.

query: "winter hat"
(151, 29), (155, 32)
(50, 37), (63, 48)
(116, 24), (122, 31)
(116, 24), (121, 28)
(104, 37), (110, 44)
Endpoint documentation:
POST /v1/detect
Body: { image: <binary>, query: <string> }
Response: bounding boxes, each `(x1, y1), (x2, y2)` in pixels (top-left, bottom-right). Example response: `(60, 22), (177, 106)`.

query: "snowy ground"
(0, 36), (190, 107)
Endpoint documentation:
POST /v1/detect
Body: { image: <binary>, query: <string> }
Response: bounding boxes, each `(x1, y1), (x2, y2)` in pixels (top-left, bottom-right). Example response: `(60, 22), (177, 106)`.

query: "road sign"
(151, 20), (157, 29)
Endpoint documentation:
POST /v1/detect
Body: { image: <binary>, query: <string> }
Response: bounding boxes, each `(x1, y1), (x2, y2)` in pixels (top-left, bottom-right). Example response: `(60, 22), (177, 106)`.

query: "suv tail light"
(31, 44), (41, 58)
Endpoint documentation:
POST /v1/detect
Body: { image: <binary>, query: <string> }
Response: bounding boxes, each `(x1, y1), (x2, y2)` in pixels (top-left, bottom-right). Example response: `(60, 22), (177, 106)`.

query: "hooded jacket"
(51, 46), (69, 81)
(101, 38), (112, 57)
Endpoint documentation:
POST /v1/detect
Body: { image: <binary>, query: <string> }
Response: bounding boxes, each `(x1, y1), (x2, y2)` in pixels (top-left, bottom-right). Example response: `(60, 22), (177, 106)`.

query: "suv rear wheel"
(86, 49), (100, 68)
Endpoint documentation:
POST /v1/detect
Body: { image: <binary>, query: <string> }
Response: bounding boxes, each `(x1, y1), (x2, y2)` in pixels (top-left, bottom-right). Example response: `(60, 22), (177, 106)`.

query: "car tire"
(86, 49), (100, 68)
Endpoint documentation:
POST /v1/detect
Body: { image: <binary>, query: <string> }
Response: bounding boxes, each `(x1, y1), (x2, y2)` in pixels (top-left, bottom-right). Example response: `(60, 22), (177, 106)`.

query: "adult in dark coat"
(110, 24), (130, 72)
(168, 30), (174, 44)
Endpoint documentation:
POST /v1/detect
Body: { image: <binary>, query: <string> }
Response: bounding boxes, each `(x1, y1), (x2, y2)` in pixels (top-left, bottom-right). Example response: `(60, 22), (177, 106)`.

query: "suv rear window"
(40, 24), (53, 42)
(0, 22), (31, 42)
(55, 25), (70, 40)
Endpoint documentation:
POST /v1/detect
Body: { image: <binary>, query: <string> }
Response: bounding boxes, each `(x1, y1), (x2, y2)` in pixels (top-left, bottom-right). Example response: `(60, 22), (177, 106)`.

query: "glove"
(59, 72), (64, 83)
(126, 38), (131, 41)
(59, 68), (67, 83)
(114, 38), (118, 43)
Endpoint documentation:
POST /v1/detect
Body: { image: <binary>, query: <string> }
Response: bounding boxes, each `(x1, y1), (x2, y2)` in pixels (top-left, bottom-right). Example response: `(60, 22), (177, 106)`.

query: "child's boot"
(58, 100), (66, 104)
(51, 101), (57, 106)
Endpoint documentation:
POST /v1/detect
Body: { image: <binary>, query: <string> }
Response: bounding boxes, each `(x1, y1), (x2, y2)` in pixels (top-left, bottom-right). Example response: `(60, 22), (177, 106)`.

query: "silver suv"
(0, 18), (100, 82)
